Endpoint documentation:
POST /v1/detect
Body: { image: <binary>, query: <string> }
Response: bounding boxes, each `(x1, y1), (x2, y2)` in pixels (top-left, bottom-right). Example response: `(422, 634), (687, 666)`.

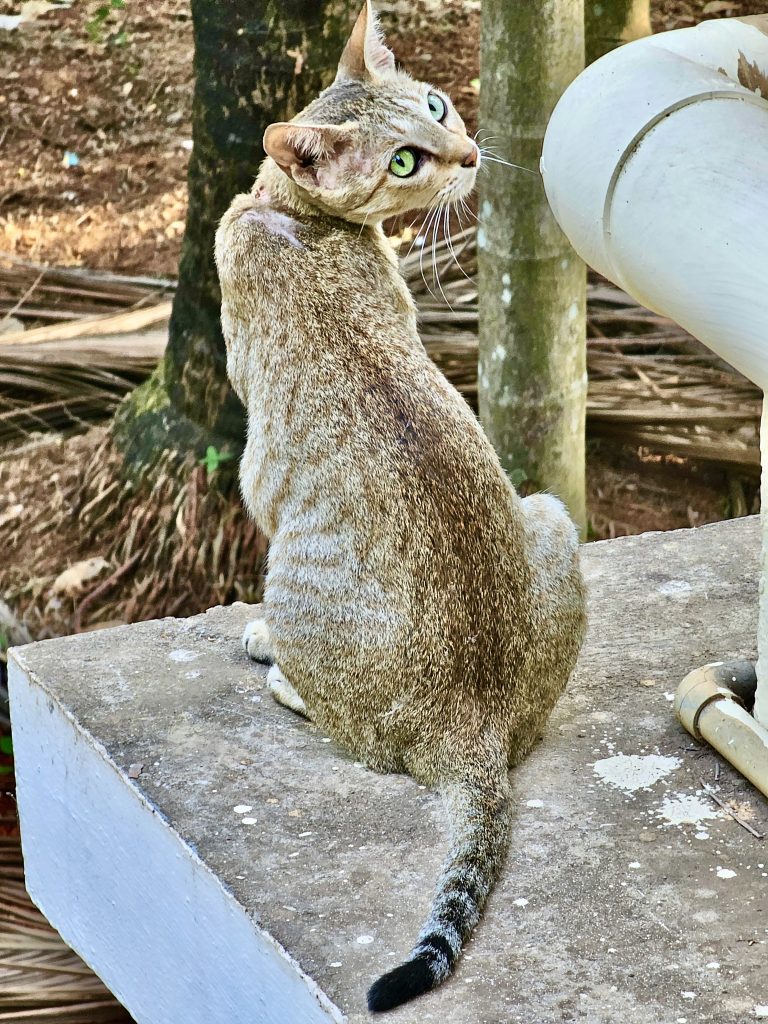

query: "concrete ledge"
(9, 516), (768, 1024)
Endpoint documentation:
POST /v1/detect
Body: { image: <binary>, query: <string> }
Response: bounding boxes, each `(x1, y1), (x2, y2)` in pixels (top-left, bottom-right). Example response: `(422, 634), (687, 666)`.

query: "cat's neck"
(254, 159), (381, 235)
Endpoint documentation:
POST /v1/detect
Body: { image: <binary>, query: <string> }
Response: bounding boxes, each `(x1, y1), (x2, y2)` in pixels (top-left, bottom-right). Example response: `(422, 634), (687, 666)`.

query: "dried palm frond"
(0, 256), (174, 326)
(401, 226), (760, 472)
(0, 334), (165, 449)
(0, 429), (267, 638)
(0, 232), (760, 470)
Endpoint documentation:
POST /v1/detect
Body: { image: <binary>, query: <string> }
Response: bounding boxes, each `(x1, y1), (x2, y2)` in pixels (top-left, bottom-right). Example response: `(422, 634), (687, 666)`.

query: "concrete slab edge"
(8, 646), (346, 1024)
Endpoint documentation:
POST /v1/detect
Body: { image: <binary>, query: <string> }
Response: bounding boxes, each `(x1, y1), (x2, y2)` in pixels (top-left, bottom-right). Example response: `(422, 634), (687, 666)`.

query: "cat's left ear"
(336, 0), (396, 82)
(264, 122), (353, 189)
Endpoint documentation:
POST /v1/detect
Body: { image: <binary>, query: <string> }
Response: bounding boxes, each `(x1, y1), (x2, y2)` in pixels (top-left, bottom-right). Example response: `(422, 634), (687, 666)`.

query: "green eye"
(389, 147), (418, 178)
(428, 93), (447, 122)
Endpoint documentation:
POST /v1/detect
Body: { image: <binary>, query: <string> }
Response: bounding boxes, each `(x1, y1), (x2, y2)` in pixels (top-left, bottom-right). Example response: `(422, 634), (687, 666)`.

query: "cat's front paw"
(267, 665), (309, 718)
(242, 619), (274, 666)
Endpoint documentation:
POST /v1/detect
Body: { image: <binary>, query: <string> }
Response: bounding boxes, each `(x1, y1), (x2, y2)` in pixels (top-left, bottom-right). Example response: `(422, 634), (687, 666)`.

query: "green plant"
(0, 734), (12, 775)
(201, 445), (234, 477)
(85, 0), (127, 44)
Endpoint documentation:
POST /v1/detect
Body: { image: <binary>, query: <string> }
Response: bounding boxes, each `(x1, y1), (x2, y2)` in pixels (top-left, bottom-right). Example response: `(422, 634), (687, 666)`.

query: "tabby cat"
(215, 3), (586, 1013)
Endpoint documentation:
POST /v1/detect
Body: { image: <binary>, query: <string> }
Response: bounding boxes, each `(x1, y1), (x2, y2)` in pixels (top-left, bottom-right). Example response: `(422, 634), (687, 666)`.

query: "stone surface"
(9, 516), (768, 1024)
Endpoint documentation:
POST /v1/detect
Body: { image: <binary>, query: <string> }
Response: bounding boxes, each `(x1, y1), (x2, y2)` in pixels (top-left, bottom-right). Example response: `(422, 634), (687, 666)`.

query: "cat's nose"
(462, 143), (479, 168)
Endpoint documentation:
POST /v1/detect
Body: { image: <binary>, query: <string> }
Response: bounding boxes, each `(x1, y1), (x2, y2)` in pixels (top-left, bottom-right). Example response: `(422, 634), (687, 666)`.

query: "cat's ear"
(263, 122), (353, 189)
(336, 0), (396, 82)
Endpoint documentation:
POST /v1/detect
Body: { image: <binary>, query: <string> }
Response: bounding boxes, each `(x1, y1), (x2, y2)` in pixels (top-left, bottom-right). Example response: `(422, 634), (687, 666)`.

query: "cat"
(215, 2), (587, 1013)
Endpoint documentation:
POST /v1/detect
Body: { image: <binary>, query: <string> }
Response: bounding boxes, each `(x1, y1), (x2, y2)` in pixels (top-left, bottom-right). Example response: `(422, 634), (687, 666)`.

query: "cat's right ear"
(336, 0), (396, 82)
(263, 122), (351, 189)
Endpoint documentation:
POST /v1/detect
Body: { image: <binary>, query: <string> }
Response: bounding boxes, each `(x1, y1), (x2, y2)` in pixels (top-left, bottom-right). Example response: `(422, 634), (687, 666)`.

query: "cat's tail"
(367, 760), (512, 1013)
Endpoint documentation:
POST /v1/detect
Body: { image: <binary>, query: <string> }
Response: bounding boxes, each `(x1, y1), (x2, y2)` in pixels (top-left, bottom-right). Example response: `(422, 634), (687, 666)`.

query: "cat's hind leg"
(242, 618), (274, 665)
(267, 664), (310, 719)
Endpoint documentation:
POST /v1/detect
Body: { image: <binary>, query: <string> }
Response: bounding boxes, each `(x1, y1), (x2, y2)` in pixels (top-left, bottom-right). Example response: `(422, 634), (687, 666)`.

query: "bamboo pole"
(478, 0), (587, 531)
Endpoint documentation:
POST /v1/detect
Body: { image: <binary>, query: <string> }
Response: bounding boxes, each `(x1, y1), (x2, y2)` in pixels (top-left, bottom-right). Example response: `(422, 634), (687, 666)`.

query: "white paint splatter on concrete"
(356, 935), (374, 945)
(169, 649), (200, 663)
(692, 909), (718, 924)
(628, 861), (641, 869)
(706, 962), (720, 970)
(513, 897), (529, 908)
(241, 817), (257, 826)
(658, 794), (722, 827)
(593, 753), (680, 793)
(681, 992), (696, 1000)
(754, 1006), (768, 1018)
(716, 867), (736, 879)
(184, 670), (201, 680)
(657, 580), (692, 599)
(233, 804), (252, 814)
(526, 799), (544, 809)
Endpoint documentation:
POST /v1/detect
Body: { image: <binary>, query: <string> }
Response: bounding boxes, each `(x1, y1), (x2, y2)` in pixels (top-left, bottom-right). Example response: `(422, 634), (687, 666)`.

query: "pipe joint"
(675, 660), (756, 740)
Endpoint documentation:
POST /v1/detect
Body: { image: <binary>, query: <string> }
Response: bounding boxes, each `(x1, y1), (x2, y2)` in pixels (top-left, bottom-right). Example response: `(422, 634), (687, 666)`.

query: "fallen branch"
(700, 779), (765, 840)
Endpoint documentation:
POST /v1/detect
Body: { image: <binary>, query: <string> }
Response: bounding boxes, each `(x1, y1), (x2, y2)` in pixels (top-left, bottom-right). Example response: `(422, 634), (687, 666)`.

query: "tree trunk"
(115, 0), (358, 470)
(478, 0), (587, 532)
(585, 0), (651, 65)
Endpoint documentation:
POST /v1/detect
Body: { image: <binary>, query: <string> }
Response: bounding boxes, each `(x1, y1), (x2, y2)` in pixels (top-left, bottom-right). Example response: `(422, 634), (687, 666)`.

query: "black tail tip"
(367, 956), (435, 1014)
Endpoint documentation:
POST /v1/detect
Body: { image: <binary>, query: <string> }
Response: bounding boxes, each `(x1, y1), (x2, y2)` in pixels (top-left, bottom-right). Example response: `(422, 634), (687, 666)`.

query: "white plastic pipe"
(540, 15), (768, 726)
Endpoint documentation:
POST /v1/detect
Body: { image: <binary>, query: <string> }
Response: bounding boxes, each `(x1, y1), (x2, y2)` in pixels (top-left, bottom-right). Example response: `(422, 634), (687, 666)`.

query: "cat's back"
(217, 190), (414, 338)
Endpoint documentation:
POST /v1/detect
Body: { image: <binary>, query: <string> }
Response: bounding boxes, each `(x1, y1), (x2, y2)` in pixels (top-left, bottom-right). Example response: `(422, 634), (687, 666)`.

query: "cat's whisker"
(478, 148), (537, 175)
(441, 205), (462, 280)
(403, 210), (429, 261)
(443, 203), (472, 283)
(438, 202), (460, 274)
(431, 200), (455, 311)
(425, 202), (441, 293)
(418, 205), (441, 301)
(459, 197), (477, 225)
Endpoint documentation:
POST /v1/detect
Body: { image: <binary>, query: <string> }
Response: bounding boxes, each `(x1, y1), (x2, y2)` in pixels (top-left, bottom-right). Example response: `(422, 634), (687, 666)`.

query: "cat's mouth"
(433, 171), (477, 210)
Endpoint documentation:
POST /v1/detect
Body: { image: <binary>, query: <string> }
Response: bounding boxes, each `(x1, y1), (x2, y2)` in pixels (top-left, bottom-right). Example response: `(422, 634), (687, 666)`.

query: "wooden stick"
(0, 302), (173, 348)
(699, 779), (765, 839)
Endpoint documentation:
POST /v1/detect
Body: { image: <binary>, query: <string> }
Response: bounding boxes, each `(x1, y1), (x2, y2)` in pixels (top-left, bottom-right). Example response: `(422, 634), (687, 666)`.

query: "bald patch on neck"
(239, 206), (305, 249)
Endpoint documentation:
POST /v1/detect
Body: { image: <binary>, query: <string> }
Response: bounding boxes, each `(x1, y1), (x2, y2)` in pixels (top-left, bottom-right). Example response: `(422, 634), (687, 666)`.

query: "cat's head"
(262, 1), (478, 225)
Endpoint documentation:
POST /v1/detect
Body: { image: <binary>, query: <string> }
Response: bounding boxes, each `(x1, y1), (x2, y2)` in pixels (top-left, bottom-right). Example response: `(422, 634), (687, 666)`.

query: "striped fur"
(369, 770), (512, 1011)
(215, 2), (587, 1014)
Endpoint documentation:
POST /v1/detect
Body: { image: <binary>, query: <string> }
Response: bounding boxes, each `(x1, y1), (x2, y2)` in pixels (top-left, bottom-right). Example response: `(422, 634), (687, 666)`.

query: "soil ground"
(2, 0), (765, 274)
